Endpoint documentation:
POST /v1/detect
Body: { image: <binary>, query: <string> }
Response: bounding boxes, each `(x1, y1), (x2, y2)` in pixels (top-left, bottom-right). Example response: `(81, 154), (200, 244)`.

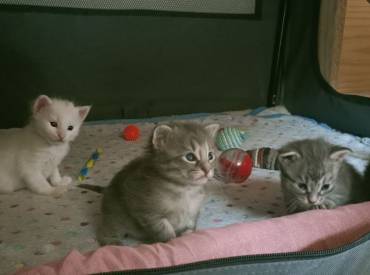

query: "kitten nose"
(206, 169), (214, 178)
(202, 168), (210, 176)
(308, 194), (318, 204)
(200, 163), (212, 177)
(57, 132), (65, 140)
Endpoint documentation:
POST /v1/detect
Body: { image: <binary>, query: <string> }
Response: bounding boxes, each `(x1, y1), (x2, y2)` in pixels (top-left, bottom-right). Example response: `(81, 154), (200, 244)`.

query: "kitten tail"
(78, 184), (104, 193)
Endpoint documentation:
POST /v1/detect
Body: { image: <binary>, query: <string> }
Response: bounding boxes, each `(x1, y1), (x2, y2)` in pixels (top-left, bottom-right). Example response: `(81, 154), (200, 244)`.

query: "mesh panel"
(146, 234), (370, 274)
(0, 0), (256, 14)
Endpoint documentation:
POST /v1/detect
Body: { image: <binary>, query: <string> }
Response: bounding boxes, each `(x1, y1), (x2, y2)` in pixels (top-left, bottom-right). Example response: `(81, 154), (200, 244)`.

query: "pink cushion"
(16, 202), (370, 275)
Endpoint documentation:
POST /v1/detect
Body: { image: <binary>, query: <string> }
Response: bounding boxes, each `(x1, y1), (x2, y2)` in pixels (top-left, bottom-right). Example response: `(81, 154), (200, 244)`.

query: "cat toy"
(216, 127), (247, 151)
(78, 148), (103, 182)
(246, 147), (280, 170)
(216, 148), (253, 183)
(122, 124), (140, 141)
(216, 147), (280, 184)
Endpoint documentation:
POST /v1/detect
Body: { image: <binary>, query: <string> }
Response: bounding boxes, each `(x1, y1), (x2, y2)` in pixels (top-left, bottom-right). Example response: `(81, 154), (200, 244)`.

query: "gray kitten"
(364, 162), (370, 187)
(98, 121), (219, 245)
(278, 138), (367, 214)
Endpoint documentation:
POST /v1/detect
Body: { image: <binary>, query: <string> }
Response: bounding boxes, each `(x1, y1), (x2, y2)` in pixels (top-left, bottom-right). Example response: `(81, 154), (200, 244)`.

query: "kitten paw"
(180, 229), (194, 236)
(53, 176), (72, 186)
(60, 176), (72, 185)
(155, 230), (176, 242)
(51, 185), (68, 197)
(314, 202), (336, 210)
(322, 201), (336, 209)
(159, 234), (176, 242)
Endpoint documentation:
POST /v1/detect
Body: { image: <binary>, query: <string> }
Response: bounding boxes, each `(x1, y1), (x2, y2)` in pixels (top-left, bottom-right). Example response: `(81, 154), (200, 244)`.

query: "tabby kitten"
(98, 121), (219, 245)
(278, 138), (366, 214)
(0, 95), (90, 195)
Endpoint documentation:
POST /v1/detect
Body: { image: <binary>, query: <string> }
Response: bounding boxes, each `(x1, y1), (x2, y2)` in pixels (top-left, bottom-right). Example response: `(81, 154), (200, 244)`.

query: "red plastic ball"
(217, 148), (252, 183)
(122, 125), (140, 141)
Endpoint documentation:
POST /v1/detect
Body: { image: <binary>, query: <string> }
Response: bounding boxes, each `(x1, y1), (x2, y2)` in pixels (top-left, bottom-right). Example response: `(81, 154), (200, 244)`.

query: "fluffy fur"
(98, 121), (219, 245)
(0, 95), (90, 196)
(278, 138), (367, 214)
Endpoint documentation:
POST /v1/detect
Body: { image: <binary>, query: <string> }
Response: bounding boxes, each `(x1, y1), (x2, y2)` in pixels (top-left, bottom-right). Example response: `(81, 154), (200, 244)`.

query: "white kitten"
(0, 95), (90, 196)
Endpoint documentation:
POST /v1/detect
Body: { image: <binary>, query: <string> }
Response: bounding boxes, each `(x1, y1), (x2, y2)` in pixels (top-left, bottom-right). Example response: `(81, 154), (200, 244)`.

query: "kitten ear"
(330, 146), (351, 161)
(152, 124), (172, 149)
(279, 151), (301, 163)
(205, 124), (220, 138)
(33, 95), (52, 114)
(78, 106), (91, 121)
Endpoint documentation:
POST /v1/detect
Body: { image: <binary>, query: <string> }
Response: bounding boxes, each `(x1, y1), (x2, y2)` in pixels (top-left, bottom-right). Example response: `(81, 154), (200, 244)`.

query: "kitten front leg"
(50, 168), (72, 186)
(139, 217), (176, 242)
(180, 214), (199, 236)
(50, 168), (61, 185)
(23, 172), (67, 196)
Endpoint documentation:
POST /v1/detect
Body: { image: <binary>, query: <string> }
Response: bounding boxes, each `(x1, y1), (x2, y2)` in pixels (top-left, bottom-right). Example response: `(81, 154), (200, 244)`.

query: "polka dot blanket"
(1, 106), (369, 275)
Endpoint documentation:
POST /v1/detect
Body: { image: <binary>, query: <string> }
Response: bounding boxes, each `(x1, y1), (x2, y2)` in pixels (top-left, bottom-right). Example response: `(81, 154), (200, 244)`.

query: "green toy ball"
(216, 127), (247, 151)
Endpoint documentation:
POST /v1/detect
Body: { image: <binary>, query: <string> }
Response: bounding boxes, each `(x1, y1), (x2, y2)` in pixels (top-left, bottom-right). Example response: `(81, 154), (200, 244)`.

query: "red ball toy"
(217, 148), (252, 183)
(122, 125), (140, 141)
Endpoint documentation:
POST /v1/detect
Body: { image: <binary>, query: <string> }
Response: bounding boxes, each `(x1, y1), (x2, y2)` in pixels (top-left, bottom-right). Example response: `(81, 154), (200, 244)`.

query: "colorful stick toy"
(78, 148), (103, 182)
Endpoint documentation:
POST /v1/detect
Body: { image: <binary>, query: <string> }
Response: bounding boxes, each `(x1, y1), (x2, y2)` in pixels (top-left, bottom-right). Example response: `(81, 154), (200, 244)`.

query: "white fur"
(0, 95), (90, 196)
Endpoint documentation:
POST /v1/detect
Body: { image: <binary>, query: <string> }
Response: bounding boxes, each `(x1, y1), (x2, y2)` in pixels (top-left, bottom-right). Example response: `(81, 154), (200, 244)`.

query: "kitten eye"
(321, 184), (330, 191)
(67, 125), (74, 131)
(50, 121), (58, 128)
(298, 183), (308, 191)
(208, 152), (214, 161)
(184, 153), (197, 162)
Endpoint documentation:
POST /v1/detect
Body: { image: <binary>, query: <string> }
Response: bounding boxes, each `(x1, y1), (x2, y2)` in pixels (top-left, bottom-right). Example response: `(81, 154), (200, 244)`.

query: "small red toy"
(217, 148), (252, 183)
(122, 125), (140, 141)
